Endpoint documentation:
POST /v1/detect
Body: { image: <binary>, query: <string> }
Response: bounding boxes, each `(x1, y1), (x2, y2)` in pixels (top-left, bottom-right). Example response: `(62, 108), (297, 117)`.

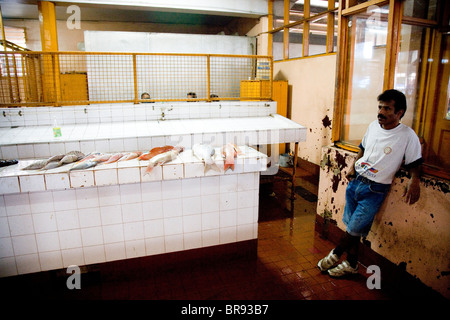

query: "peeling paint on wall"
(322, 115), (331, 128)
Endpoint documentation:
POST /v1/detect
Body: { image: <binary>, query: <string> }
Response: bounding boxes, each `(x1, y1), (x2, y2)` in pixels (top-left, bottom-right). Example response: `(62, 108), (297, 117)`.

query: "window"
(269, 0), (338, 61)
(334, 0), (450, 179)
(340, 5), (389, 145)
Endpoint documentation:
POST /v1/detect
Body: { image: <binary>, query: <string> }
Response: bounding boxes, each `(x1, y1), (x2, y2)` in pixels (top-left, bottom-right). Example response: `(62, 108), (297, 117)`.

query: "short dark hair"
(377, 89), (407, 118)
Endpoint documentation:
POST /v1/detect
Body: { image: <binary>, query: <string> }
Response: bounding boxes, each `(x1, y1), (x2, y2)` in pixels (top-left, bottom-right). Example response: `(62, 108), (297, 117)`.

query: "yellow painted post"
(206, 55), (211, 101)
(38, 1), (60, 105)
(133, 54), (138, 104)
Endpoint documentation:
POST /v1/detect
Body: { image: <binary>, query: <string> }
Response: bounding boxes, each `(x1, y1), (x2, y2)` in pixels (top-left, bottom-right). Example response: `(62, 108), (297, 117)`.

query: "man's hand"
(346, 167), (356, 181)
(402, 178), (420, 205)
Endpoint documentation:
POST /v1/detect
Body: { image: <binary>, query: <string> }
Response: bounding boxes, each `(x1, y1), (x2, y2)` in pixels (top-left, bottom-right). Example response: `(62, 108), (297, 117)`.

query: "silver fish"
(59, 154), (81, 164)
(192, 143), (215, 165)
(65, 150), (85, 160)
(42, 161), (62, 170)
(192, 143), (220, 172)
(69, 160), (98, 171)
(145, 146), (184, 174)
(46, 154), (65, 163)
(22, 159), (48, 170)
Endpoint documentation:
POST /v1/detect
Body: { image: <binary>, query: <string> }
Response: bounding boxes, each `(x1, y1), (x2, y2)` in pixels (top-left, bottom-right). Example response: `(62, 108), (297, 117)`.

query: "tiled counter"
(0, 102), (307, 277)
(0, 148), (265, 277)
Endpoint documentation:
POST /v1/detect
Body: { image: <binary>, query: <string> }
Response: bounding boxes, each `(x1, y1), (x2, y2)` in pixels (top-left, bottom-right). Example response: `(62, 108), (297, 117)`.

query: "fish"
(145, 146), (184, 174)
(22, 154), (64, 170)
(138, 146), (174, 160)
(43, 151), (85, 170)
(192, 143), (220, 173)
(118, 151), (142, 161)
(76, 152), (103, 163)
(103, 152), (124, 164)
(59, 154), (82, 165)
(42, 161), (63, 170)
(65, 150), (85, 158)
(46, 154), (65, 163)
(221, 143), (242, 171)
(22, 159), (48, 170)
(69, 160), (98, 171)
(92, 153), (114, 163)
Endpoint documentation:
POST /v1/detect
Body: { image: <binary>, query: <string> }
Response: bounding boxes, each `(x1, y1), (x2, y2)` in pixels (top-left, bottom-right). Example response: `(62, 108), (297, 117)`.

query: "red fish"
(118, 151), (143, 161)
(103, 153), (124, 164)
(221, 143), (242, 171)
(138, 145), (174, 160)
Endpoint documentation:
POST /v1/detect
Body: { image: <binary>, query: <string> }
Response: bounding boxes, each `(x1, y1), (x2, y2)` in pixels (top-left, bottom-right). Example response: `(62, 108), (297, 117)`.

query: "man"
(318, 89), (423, 277)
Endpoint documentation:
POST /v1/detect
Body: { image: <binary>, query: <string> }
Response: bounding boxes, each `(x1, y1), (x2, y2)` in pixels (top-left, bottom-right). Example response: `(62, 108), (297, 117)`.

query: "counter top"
(0, 114), (305, 146)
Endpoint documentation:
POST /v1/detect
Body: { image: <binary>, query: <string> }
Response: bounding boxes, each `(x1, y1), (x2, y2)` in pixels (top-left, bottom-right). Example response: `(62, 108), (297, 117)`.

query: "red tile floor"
(0, 167), (444, 303)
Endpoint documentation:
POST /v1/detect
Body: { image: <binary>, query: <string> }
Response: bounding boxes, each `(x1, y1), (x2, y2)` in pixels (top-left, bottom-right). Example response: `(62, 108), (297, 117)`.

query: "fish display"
(22, 152), (84, 171)
(192, 143), (220, 173)
(145, 146), (184, 174)
(221, 143), (242, 171)
(138, 146), (174, 160)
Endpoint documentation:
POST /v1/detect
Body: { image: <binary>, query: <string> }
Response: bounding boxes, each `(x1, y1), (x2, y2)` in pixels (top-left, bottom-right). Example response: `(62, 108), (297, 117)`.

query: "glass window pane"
(273, 31), (284, 61)
(394, 25), (431, 128)
(289, 1), (304, 22)
(289, 0), (304, 59)
(309, 15), (327, 55)
(289, 26), (303, 59)
(273, 0), (285, 29)
(403, 0), (437, 21)
(334, 12), (338, 52)
(341, 5), (389, 145)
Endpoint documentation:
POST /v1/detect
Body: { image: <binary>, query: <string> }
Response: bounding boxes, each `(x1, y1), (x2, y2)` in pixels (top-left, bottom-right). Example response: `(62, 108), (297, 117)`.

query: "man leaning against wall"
(317, 89), (423, 277)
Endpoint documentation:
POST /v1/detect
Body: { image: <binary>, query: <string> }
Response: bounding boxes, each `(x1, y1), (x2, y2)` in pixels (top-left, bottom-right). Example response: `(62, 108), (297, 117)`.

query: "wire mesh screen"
(0, 51), (273, 106)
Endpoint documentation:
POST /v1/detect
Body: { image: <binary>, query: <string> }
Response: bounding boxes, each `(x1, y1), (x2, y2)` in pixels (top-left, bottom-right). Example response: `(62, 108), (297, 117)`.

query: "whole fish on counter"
(22, 153), (65, 170)
(22, 159), (48, 170)
(69, 160), (99, 171)
(221, 143), (242, 171)
(118, 151), (143, 161)
(145, 146), (184, 174)
(92, 153), (114, 163)
(192, 143), (220, 173)
(102, 152), (124, 164)
(138, 146), (174, 160)
(59, 151), (85, 165)
(68, 152), (103, 171)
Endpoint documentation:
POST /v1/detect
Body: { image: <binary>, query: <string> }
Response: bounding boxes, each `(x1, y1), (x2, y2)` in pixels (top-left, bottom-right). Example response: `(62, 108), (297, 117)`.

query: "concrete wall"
(273, 54), (336, 165)
(317, 145), (450, 299)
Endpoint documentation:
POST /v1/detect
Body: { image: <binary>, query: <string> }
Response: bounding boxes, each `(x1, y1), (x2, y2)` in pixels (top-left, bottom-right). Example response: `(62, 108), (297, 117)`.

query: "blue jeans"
(343, 175), (391, 237)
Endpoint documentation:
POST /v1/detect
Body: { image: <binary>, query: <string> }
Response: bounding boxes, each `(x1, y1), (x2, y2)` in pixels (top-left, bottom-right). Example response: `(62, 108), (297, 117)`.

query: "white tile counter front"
(0, 171), (262, 277)
(0, 102), (307, 277)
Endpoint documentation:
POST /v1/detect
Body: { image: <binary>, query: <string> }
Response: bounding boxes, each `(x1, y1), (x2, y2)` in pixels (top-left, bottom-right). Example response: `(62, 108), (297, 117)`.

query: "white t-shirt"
(355, 120), (423, 184)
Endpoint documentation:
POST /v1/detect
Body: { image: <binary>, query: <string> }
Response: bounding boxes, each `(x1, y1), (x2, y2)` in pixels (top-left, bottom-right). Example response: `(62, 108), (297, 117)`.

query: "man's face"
(377, 100), (403, 129)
